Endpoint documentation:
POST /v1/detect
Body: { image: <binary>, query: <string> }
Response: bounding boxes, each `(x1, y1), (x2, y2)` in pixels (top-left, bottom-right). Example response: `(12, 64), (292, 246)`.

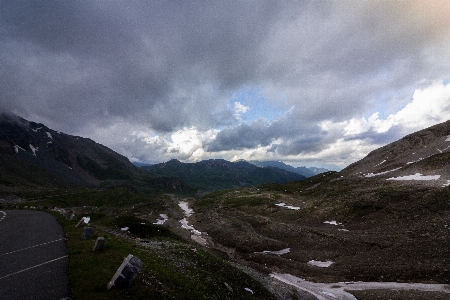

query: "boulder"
(93, 237), (105, 252)
(107, 254), (143, 290)
(82, 227), (94, 239)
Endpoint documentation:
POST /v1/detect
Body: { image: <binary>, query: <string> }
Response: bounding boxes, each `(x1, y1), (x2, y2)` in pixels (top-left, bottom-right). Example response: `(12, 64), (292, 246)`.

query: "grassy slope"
(55, 212), (277, 300)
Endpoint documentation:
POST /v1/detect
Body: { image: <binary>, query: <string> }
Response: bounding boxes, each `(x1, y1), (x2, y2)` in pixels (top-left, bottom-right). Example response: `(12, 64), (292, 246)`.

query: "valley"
(1, 115), (450, 299)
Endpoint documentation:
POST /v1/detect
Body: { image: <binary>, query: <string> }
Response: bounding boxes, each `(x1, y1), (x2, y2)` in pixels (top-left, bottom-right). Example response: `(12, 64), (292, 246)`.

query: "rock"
(93, 237), (105, 252)
(107, 254), (143, 290)
(82, 227), (94, 239)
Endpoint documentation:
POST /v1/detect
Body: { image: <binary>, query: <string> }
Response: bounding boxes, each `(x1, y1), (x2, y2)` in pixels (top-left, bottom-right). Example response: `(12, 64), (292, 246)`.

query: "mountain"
(189, 119), (450, 286)
(0, 113), (138, 189)
(142, 159), (306, 193)
(341, 119), (450, 187)
(249, 160), (329, 177)
(0, 113), (195, 195)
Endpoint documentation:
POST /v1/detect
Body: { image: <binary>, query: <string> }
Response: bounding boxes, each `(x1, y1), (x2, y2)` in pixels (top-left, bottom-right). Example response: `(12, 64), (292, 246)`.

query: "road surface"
(0, 210), (70, 300)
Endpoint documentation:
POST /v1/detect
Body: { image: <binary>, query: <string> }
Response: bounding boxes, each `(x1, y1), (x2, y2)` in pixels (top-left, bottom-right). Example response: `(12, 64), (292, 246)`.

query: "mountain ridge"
(142, 158), (306, 193)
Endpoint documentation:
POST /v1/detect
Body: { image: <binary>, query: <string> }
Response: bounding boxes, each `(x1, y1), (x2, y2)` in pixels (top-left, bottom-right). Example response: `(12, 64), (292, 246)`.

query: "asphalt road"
(0, 210), (70, 300)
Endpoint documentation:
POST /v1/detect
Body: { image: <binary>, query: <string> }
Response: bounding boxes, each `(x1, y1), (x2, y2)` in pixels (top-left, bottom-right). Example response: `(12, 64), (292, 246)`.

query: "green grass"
(55, 212), (276, 299)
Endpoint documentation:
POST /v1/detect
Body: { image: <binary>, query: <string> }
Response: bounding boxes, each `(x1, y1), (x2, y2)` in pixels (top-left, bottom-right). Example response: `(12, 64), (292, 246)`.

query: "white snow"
(275, 202), (300, 210)
(153, 214), (169, 225)
(121, 227), (129, 231)
(446, 135), (450, 142)
(406, 158), (424, 164)
(260, 248), (291, 255)
(178, 201), (207, 245)
(387, 173), (441, 181)
(46, 132), (53, 140)
(180, 218), (202, 235)
(244, 287), (254, 294)
(321, 291), (337, 298)
(374, 160), (386, 167)
(365, 168), (401, 177)
(442, 180), (450, 187)
(179, 201), (193, 217)
(29, 144), (38, 156)
(338, 229), (349, 232)
(14, 145), (26, 153)
(324, 221), (341, 226)
(31, 127), (42, 133)
(271, 273), (450, 300)
(83, 217), (90, 224)
(308, 260), (334, 268)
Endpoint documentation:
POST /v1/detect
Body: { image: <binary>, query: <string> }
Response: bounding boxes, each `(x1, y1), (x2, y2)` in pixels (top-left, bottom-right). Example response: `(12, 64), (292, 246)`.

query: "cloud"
(1, 1), (449, 168)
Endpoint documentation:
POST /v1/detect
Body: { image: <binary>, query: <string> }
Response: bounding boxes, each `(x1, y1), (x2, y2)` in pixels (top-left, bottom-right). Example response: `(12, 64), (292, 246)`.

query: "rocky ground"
(186, 172), (450, 298)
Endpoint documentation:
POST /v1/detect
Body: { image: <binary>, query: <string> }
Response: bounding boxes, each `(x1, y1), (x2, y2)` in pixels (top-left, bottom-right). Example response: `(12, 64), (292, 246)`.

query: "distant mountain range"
(248, 160), (329, 177)
(0, 113), (306, 195)
(142, 159), (306, 193)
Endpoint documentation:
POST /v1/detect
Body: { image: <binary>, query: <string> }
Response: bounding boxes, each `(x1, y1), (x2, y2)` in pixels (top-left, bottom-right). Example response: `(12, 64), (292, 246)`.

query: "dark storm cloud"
(1, 0), (449, 166)
(207, 113), (326, 154)
(0, 1), (280, 132)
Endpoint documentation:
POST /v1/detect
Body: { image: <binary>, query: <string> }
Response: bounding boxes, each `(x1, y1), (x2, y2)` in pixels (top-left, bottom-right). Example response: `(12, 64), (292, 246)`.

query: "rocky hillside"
(0, 113), (140, 190)
(342, 119), (450, 187)
(185, 120), (450, 291)
(142, 159), (306, 193)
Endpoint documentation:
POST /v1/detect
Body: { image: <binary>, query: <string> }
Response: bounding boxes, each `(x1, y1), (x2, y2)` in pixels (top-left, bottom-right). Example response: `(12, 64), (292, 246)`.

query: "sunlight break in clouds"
(342, 80), (450, 136)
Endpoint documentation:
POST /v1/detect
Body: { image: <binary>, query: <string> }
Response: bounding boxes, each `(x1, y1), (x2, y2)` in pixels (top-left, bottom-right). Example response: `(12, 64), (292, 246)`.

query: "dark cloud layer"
(1, 1), (449, 167)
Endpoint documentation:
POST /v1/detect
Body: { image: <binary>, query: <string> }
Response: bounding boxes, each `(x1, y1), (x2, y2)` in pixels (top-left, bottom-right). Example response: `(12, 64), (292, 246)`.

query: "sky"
(1, 1), (450, 170)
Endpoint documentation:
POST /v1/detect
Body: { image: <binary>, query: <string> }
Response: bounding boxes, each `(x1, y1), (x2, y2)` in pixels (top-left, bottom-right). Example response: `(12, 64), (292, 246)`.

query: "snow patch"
(308, 260), (334, 268)
(387, 173), (441, 181)
(83, 217), (90, 224)
(244, 287), (254, 294)
(446, 135), (450, 142)
(275, 203), (300, 210)
(407, 158), (424, 164)
(271, 273), (450, 300)
(324, 221), (341, 226)
(442, 180), (450, 187)
(153, 214), (169, 225)
(31, 127), (42, 133)
(179, 201), (193, 217)
(46, 132), (53, 140)
(374, 160), (386, 167)
(29, 144), (38, 156)
(259, 248), (290, 255)
(14, 145), (26, 153)
(180, 218), (202, 235)
(178, 201), (207, 245)
(121, 227), (129, 231)
(365, 168), (401, 177)
(321, 291), (337, 298)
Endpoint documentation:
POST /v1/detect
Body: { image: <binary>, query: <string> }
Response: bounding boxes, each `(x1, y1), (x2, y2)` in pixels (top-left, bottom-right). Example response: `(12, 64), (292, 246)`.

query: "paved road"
(0, 210), (70, 300)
